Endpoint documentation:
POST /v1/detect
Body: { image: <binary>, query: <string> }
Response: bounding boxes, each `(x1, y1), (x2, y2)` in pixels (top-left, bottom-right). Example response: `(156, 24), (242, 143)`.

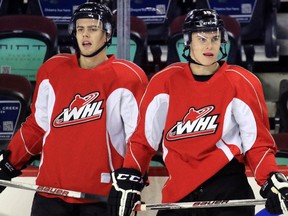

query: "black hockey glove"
(108, 168), (147, 216)
(0, 150), (22, 193)
(260, 172), (288, 215)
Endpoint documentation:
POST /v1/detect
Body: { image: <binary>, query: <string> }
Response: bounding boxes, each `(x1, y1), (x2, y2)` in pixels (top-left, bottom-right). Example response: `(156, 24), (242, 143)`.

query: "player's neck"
(190, 62), (219, 76)
(79, 52), (108, 69)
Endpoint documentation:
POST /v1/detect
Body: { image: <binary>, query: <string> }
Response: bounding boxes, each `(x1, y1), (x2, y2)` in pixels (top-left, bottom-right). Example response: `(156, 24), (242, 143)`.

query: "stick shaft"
(0, 179), (107, 202)
(136, 199), (267, 211)
(0, 180), (266, 210)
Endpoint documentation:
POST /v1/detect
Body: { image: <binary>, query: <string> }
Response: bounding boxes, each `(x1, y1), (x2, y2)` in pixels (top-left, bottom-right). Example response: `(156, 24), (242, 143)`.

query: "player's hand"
(260, 172), (288, 215)
(0, 150), (22, 193)
(108, 168), (145, 216)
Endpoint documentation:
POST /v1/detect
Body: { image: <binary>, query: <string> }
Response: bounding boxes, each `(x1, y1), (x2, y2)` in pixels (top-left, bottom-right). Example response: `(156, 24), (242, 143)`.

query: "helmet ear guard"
(104, 22), (112, 37)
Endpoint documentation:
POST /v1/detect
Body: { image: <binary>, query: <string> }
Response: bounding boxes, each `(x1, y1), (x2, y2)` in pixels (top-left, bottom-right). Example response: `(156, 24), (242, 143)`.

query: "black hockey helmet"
(182, 9), (228, 46)
(70, 2), (114, 48)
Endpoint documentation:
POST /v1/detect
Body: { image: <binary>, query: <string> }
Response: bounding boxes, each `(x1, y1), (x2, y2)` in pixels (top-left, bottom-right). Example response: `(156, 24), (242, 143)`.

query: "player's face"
(75, 18), (107, 56)
(189, 31), (221, 65)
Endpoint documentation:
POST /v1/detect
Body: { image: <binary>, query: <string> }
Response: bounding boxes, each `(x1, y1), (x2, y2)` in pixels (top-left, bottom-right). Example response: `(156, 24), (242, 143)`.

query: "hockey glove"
(260, 172), (288, 215)
(108, 168), (146, 216)
(0, 150), (22, 193)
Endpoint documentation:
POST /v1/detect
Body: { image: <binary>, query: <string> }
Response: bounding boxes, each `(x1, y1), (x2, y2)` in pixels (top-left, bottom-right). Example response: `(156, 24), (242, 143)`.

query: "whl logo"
(53, 92), (104, 127)
(166, 105), (219, 141)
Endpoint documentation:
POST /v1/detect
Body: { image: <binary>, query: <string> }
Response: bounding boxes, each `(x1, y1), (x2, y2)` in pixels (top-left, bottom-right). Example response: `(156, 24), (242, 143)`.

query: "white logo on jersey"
(166, 105), (219, 141)
(53, 92), (104, 127)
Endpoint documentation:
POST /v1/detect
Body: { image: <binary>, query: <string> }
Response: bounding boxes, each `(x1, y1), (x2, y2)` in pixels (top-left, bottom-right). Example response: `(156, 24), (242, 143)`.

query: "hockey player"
(108, 9), (288, 216)
(0, 2), (148, 215)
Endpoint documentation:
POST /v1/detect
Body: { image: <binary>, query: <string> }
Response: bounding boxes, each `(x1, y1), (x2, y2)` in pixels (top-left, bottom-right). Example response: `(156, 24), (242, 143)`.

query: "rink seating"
(0, 15), (57, 83)
(0, 74), (33, 150)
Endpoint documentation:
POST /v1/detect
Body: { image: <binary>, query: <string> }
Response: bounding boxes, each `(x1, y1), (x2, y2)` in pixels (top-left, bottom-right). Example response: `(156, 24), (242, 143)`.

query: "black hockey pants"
(30, 193), (107, 216)
(157, 158), (255, 216)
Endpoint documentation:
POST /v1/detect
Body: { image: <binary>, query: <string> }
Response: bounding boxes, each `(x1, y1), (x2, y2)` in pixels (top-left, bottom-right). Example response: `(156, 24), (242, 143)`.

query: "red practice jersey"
(7, 54), (148, 203)
(124, 61), (278, 203)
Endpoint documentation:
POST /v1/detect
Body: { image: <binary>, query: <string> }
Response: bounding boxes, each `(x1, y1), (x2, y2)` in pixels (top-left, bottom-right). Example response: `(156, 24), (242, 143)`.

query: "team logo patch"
(53, 92), (104, 127)
(166, 105), (219, 141)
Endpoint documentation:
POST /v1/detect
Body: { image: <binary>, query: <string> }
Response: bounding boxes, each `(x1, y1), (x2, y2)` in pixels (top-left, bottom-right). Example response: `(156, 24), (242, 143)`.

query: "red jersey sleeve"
(226, 65), (278, 185)
(7, 59), (51, 169)
(124, 64), (185, 174)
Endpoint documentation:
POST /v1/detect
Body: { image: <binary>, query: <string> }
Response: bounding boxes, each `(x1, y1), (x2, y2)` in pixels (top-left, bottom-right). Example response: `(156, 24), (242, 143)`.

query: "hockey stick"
(0, 179), (267, 211)
(135, 199), (267, 211)
(0, 179), (107, 202)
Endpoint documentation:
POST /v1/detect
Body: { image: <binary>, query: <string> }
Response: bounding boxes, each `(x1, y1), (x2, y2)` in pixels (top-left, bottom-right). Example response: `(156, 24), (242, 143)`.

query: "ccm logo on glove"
(116, 173), (142, 183)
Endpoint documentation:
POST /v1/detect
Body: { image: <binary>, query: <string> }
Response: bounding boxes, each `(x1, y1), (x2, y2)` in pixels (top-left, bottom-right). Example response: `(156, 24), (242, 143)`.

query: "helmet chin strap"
(182, 44), (227, 66)
(80, 41), (109, 58)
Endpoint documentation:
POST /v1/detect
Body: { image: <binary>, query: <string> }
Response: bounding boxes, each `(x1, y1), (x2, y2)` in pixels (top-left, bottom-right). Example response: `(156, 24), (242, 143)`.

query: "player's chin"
(80, 49), (94, 56)
(79, 46), (95, 53)
(201, 57), (217, 65)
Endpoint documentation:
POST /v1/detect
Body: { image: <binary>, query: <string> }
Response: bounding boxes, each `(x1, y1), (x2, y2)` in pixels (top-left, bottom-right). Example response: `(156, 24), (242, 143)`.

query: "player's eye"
(76, 27), (84, 32)
(197, 36), (207, 43)
(212, 36), (221, 43)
